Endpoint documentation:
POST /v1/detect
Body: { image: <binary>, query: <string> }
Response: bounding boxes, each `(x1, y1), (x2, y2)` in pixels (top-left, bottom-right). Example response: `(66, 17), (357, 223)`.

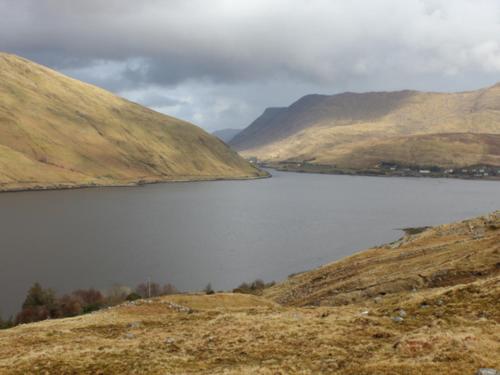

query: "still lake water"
(0, 170), (499, 316)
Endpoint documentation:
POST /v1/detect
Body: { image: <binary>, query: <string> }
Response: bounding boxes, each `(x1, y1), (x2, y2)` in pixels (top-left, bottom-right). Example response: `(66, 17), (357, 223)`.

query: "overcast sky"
(1, 0), (500, 131)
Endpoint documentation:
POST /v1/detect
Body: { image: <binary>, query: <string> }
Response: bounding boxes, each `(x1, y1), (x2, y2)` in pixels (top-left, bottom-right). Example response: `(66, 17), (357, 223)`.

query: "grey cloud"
(136, 92), (188, 108)
(1, 0), (500, 131)
(3, 0), (498, 84)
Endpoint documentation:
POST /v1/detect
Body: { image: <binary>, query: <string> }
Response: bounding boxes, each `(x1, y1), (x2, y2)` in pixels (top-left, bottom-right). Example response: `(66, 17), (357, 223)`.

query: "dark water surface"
(1, 170), (499, 317)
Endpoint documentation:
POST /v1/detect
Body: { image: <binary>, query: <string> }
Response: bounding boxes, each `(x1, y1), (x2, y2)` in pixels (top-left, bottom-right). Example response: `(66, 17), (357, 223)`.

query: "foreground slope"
(231, 87), (500, 170)
(0, 53), (264, 192)
(0, 212), (498, 374)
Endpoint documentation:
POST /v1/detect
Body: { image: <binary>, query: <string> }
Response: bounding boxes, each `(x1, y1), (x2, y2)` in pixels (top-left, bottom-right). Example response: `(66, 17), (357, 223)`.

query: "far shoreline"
(0, 171), (271, 194)
(261, 163), (500, 182)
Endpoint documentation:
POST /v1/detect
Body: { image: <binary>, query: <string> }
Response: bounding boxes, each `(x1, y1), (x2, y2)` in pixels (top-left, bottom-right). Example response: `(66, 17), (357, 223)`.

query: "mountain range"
(231, 85), (500, 170)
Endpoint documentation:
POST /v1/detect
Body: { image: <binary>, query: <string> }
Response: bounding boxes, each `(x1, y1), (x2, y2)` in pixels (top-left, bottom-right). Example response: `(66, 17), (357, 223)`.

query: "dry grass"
(0, 212), (498, 374)
(0, 52), (265, 192)
(264, 211), (500, 306)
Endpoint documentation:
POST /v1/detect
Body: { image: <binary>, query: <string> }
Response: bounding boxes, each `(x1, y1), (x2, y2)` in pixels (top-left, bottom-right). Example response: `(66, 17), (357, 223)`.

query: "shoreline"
(0, 172), (271, 194)
(263, 163), (500, 181)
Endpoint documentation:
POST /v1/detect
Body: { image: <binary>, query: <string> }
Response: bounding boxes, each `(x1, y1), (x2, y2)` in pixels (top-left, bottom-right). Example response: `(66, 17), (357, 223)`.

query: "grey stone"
(476, 369), (498, 375)
(392, 316), (404, 323)
(127, 322), (141, 329)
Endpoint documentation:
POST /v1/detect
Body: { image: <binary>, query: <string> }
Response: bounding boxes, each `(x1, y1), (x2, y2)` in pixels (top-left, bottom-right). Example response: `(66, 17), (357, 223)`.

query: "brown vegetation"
(233, 279), (276, 295)
(264, 211), (500, 307)
(6, 280), (178, 328)
(14, 284), (105, 325)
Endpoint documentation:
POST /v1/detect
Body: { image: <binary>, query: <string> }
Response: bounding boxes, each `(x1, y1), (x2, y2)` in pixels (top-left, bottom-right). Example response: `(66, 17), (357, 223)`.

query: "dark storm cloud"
(0, 0), (275, 84)
(1, 0), (500, 131)
(136, 92), (187, 108)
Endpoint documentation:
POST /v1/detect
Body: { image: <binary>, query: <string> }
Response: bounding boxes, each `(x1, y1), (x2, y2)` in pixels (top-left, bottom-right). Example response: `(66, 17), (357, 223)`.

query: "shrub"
(16, 283), (58, 324)
(0, 316), (14, 330)
(22, 282), (56, 309)
(204, 283), (214, 295)
(135, 282), (162, 298)
(16, 306), (51, 324)
(136, 281), (178, 298)
(9, 279), (178, 328)
(105, 285), (132, 306)
(233, 279), (275, 295)
(162, 283), (178, 295)
(72, 288), (104, 313)
(57, 294), (83, 317)
(126, 292), (141, 301)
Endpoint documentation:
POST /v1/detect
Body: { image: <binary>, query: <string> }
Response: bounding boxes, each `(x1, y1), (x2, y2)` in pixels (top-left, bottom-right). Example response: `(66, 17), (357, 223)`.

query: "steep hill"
(264, 211), (500, 307)
(0, 212), (498, 374)
(230, 86), (500, 170)
(212, 128), (241, 143)
(0, 53), (265, 192)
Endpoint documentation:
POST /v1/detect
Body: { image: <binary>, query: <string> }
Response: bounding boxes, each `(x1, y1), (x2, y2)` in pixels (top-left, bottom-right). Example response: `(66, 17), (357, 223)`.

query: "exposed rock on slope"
(231, 86), (500, 169)
(0, 53), (265, 192)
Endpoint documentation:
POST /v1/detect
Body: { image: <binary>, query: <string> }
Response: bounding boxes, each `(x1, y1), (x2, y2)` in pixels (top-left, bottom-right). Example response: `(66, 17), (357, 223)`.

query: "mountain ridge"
(230, 84), (500, 171)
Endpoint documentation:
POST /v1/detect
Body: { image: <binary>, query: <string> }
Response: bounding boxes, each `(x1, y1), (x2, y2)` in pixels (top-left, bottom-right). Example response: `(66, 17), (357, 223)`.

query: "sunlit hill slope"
(0, 53), (265, 192)
(231, 87), (500, 169)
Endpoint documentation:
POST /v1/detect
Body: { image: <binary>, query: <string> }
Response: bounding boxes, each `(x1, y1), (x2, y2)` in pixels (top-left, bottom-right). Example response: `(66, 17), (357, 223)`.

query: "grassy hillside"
(231, 86), (500, 170)
(331, 133), (500, 170)
(264, 211), (499, 307)
(1, 212), (498, 374)
(0, 53), (265, 192)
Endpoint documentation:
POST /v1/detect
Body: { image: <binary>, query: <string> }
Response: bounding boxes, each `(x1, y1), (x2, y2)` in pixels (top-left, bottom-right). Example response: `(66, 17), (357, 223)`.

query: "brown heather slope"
(230, 86), (500, 169)
(0, 53), (265, 192)
(264, 211), (500, 307)
(0, 212), (498, 374)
